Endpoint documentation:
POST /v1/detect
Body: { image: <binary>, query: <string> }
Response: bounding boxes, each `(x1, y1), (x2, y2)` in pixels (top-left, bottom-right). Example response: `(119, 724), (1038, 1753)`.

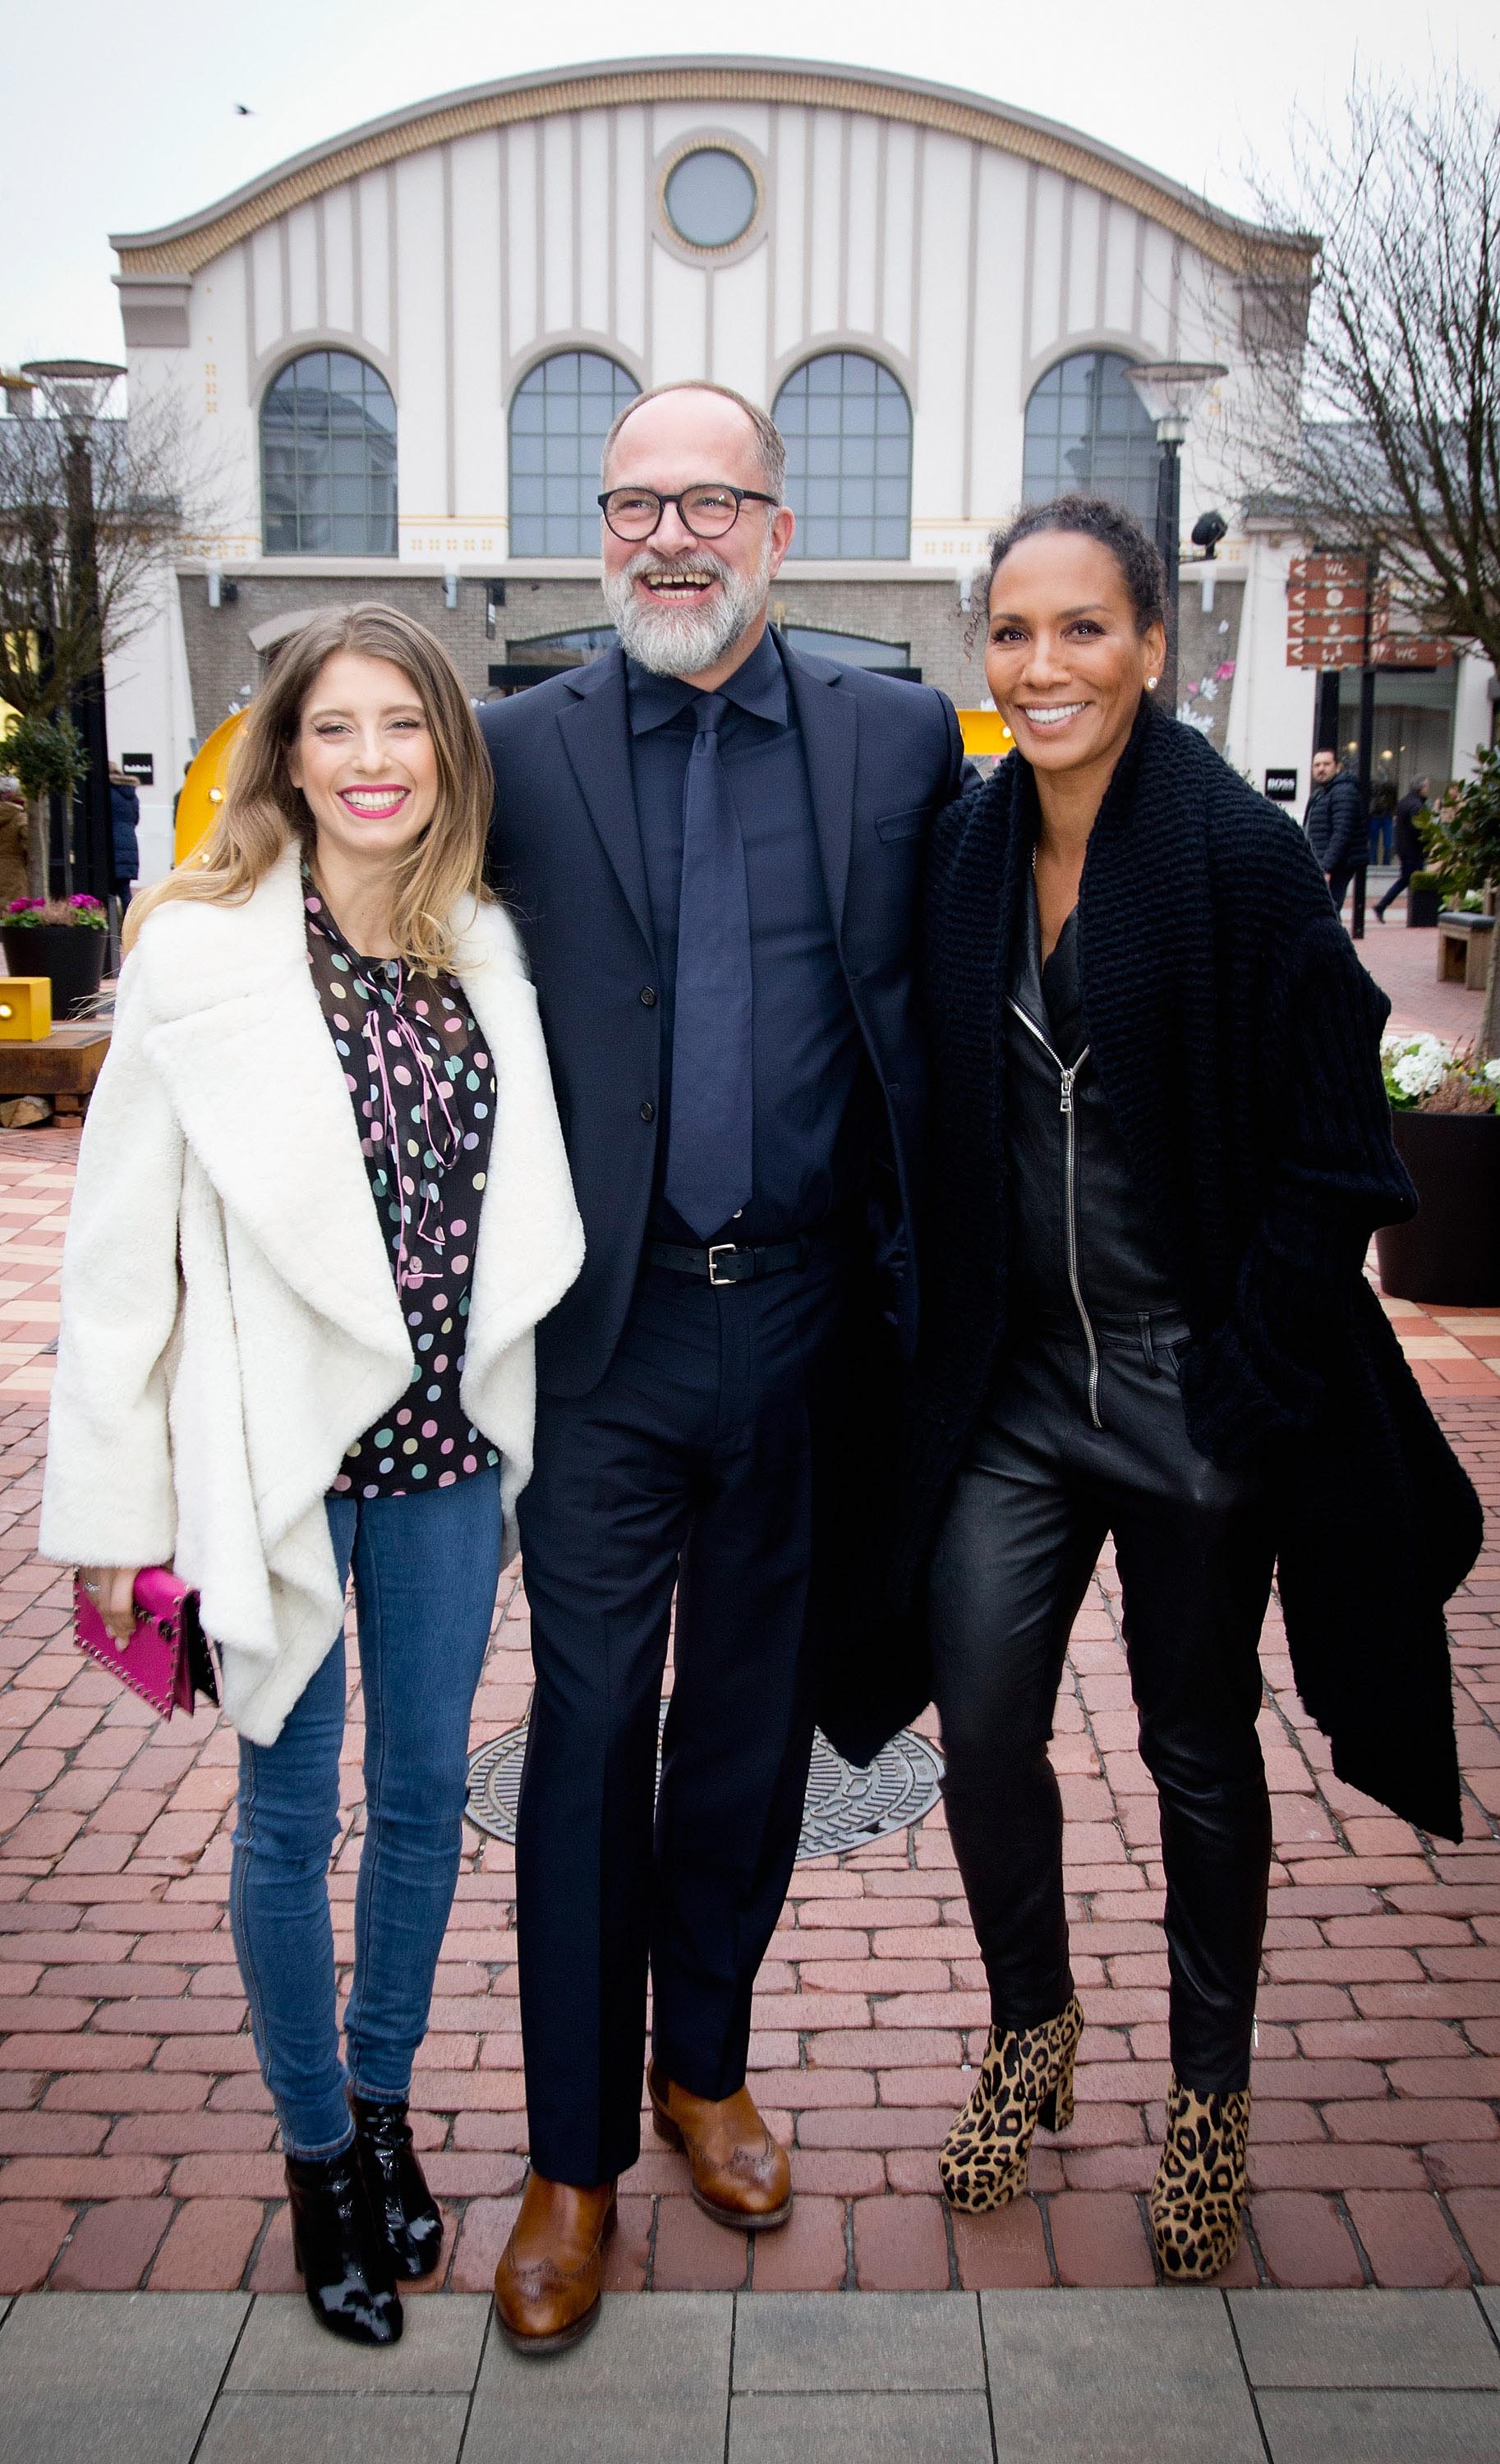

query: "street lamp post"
(18, 360), (126, 935)
(1122, 361), (1227, 710)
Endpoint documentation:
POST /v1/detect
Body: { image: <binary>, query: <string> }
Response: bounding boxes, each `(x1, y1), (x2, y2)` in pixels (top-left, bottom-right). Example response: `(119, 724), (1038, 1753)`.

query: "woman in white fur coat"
(41, 605), (582, 2347)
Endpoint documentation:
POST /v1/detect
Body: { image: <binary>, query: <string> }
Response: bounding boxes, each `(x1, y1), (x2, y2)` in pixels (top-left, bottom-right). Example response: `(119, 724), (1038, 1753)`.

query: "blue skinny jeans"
(229, 1473), (502, 2157)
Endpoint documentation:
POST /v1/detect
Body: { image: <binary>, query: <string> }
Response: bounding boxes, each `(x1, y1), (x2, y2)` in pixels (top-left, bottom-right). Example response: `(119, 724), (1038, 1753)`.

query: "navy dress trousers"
(482, 631), (964, 2186)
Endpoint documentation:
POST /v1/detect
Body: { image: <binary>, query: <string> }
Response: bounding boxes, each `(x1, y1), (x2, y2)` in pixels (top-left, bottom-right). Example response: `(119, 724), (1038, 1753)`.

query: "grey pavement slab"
(729, 2390), (995, 2463)
(0, 2301), (9, 2333)
(1479, 2286), (1500, 2342)
(1229, 2290), (1500, 2388)
(733, 2292), (985, 2391)
(0, 2293), (250, 2464)
(980, 2287), (1263, 2464)
(196, 2392), (471, 2464)
(465, 2294), (732, 2464)
(224, 2290), (489, 2392)
(1257, 2388), (1500, 2464)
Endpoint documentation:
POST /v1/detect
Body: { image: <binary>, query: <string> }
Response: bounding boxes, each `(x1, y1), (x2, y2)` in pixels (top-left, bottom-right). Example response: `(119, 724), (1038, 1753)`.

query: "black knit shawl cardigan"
(899, 701), (1480, 1841)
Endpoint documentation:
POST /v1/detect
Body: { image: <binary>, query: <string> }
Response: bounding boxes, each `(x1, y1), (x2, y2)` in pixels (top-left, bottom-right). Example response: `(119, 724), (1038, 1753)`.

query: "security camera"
(1190, 510), (1228, 558)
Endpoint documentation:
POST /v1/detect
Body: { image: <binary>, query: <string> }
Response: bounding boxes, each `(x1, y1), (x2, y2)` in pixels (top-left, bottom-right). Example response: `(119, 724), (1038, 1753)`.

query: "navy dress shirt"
(626, 626), (864, 1244)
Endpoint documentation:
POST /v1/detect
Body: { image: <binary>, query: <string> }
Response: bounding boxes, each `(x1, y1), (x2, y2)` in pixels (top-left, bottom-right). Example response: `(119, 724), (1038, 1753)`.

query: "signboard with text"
(119, 752), (154, 785)
(1286, 558), (1453, 670)
(1264, 769), (1299, 802)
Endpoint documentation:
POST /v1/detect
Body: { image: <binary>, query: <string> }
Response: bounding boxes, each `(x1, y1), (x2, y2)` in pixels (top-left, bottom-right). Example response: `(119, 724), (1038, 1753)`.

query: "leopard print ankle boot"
(939, 1994), (1084, 2213)
(1149, 2074), (1251, 2280)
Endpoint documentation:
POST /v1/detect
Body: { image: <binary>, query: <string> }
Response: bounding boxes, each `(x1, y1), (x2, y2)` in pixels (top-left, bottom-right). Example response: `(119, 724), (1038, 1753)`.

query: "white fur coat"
(40, 843), (584, 1744)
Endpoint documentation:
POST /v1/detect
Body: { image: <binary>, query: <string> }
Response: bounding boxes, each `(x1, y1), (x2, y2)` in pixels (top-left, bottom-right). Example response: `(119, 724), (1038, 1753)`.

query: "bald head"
(601, 381), (785, 498)
(597, 382), (797, 691)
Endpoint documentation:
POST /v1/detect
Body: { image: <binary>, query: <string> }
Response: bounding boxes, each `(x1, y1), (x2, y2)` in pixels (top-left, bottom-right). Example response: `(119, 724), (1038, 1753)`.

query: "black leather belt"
(646, 1235), (808, 1287)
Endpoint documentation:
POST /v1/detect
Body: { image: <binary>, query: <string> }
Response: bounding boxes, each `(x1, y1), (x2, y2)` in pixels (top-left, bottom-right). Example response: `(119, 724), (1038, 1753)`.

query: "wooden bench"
(1437, 910), (1497, 991)
(0, 1021), (113, 1116)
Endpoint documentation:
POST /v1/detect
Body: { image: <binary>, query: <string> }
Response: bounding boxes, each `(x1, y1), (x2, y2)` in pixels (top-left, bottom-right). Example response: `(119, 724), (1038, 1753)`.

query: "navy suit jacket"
(481, 637), (964, 1400)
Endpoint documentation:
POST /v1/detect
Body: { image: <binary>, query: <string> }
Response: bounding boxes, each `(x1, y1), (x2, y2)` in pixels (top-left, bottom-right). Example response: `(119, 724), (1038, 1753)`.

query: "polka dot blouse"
(304, 881), (499, 1500)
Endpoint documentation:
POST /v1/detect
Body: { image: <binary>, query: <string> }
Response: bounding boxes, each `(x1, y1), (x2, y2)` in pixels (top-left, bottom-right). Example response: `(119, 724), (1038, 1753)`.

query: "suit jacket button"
(640, 1100), (656, 1122)
(640, 986), (657, 1006)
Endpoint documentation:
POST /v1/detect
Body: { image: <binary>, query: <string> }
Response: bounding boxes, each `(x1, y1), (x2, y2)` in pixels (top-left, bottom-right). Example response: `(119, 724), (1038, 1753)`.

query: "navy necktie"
(664, 691), (754, 1240)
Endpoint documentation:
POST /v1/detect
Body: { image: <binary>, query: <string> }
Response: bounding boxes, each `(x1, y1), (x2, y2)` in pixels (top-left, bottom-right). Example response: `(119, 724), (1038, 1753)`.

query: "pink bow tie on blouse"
(360, 964), (463, 1294)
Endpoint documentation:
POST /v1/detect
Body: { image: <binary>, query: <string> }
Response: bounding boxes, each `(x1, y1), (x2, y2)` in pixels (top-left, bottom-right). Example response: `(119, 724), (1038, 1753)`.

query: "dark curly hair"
(977, 494), (1168, 640)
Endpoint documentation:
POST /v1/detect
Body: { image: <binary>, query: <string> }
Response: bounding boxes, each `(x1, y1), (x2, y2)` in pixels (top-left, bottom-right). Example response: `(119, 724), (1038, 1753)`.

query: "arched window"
(260, 351), (397, 556)
(775, 353), (911, 559)
(1022, 351), (1162, 524)
(508, 352), (639, 557)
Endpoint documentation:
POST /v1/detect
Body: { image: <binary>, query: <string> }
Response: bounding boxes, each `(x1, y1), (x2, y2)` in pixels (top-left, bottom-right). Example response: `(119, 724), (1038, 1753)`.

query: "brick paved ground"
(2, 914), (1498, 2300)
(1355, 879), (1491, 1045)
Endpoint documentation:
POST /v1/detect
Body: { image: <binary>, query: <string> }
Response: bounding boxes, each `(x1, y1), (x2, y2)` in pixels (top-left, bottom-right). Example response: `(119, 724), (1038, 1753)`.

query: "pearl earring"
(1147, 675), (1158, 689)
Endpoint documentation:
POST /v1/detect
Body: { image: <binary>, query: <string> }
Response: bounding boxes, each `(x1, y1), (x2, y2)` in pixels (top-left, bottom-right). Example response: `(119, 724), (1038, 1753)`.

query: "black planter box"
(1407, 882), (1442, 928)
(1, 924), (107, 1020)
(1377, 1107), (1500, 1305)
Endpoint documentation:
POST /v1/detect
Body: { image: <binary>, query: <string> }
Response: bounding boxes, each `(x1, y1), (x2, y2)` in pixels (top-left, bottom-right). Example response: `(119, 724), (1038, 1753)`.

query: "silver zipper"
(1009, 1000), (1102, 1429)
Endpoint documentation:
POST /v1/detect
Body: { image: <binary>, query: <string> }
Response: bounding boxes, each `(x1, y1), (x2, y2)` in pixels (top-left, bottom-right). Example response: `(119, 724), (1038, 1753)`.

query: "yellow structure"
(957, 709), (1015, 758)
(0, 977), (53, 1040)
(173, 709), (246, 866)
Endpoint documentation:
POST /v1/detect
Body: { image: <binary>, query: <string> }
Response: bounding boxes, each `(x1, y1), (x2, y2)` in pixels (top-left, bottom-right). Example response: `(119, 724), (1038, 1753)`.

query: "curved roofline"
(111, 55), (1312, 280)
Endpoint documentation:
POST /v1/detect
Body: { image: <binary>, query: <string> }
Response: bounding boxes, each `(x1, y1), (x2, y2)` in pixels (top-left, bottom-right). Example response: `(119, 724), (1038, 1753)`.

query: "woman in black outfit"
(903, 498), (1479, 2280)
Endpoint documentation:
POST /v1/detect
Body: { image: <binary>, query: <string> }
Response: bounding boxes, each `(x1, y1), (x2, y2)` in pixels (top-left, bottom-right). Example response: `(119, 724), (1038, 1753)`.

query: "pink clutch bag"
(73, 1566), (219, 1721)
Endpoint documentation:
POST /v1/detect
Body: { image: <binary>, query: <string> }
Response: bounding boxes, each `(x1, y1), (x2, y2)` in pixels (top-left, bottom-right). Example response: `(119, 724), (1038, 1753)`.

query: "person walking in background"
(40, 605), (582, 2348)
(1375, 775), (1432, 921)
(108, 764), (140, 912)
(1303, 747), (1365, 916)
(0, 774), (29, 908)
(895, 496), (1478, 2283)
(481, 379), (964, 2351)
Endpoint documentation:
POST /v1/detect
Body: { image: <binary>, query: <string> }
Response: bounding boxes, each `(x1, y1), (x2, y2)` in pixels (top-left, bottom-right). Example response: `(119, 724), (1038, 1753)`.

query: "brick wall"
(177, 571), (987, 738)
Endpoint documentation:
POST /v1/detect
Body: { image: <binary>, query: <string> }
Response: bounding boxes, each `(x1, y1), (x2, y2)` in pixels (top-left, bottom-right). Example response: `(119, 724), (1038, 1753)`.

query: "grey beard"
(601, 538), (774, 675)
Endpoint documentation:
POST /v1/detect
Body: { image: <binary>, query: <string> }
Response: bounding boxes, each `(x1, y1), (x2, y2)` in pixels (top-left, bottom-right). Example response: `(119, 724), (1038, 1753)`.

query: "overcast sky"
(5, 0), (1498, 370)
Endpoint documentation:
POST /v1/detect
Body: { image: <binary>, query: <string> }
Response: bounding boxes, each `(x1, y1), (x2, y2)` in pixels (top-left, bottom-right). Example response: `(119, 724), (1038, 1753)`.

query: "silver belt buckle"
(707, 1243), (740, 1286)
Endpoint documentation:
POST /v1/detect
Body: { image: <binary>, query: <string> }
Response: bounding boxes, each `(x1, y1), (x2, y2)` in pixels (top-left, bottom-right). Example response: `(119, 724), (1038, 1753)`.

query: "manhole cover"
(466, 1709), (943, 1861)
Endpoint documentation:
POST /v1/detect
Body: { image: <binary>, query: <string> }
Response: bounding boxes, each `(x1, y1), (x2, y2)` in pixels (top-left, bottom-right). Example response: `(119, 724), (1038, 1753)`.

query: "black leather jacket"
(1005, 885), (1178, 1423)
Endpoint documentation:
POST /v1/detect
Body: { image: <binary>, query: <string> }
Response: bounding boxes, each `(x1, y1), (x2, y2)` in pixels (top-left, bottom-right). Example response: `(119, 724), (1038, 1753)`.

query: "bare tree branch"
(0, 385), (225, 721)
(1229, 71), (1500, 671)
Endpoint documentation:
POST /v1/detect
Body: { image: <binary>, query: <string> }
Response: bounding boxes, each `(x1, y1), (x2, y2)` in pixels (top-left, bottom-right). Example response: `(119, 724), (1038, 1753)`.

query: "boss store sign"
(1264, 768), (1298, 802)
(120, 752), (154, 784)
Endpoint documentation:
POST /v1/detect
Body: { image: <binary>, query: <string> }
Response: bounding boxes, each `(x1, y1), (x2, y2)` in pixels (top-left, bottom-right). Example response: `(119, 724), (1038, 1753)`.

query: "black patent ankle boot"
(352, 2094), (444, 2280)
(284, 2145), (403, 2345)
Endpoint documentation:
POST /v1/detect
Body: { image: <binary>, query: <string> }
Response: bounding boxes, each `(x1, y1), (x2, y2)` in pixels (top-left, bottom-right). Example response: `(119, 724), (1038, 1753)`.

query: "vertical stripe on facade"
(443, 147), (456, 517)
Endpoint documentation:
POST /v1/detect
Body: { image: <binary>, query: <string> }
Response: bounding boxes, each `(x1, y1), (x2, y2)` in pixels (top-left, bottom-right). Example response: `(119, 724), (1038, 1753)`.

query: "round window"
(664, 148), (758, 250)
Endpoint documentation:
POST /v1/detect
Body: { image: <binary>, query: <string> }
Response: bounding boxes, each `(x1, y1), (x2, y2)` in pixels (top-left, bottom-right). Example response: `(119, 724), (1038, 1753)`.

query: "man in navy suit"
(482, 382), (963, 2349)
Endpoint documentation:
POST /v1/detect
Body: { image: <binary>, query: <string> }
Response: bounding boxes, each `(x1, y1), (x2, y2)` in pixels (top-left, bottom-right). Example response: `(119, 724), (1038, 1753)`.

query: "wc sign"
(1263, 768), (1298, 802)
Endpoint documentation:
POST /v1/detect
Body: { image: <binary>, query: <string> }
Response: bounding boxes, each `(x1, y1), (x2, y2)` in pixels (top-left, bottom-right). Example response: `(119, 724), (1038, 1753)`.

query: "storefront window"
(1023, 351), (1161, 524)
(508, 352), (638, 557)
(260, 352), (397, 556)
(775, 355), (912, 559)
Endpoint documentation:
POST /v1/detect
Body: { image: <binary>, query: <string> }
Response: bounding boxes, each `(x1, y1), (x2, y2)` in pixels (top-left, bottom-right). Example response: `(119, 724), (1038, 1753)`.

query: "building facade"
(97, 55), (1493, 878)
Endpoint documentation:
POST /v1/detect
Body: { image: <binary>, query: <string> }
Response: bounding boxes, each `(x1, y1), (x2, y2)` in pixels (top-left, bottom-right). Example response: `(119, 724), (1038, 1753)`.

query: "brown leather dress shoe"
(492, 2172), (617, 2354)
(647, 2062), (793, 2231)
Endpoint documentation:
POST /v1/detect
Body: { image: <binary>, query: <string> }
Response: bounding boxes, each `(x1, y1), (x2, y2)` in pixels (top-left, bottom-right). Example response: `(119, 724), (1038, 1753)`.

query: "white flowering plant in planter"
(1381, 1031), (1500, 1115)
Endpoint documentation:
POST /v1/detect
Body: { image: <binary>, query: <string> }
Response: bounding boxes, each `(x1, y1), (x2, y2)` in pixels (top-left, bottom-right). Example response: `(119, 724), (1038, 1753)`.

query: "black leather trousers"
(928, 1311), (1277, 2094)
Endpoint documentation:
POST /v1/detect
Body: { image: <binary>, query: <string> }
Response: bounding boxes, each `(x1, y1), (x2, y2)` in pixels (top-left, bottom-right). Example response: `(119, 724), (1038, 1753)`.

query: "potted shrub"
(1407, 868), (1443, 928)
(1422, 750), (1500, 1055)
(1375, 1033), (1500, 1304)
(2, 894), (108, 1018)
(0, 713), (87, 899)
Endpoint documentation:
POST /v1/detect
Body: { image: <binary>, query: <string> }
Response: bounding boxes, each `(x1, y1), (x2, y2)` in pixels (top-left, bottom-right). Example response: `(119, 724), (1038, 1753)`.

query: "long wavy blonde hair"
(124, 603), (494, 972)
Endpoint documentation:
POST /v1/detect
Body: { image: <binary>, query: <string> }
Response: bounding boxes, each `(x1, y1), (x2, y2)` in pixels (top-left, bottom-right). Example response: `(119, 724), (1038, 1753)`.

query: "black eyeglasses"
(598, 483), (780, 541)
